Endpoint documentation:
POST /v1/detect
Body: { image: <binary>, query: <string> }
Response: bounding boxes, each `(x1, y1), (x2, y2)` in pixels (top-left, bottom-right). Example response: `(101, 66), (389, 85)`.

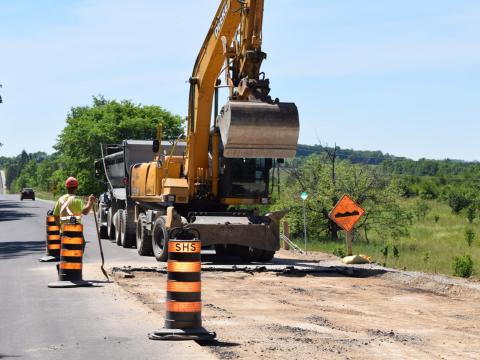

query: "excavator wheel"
(115, 210), (123, 246)
(236, 246), (264, 263)
(260, 250), (275, 262)
(136, 213), (153, 256)
(121, 209), (136, 248)
(152, 217), (169, 262)
(215, 244), (235, 257)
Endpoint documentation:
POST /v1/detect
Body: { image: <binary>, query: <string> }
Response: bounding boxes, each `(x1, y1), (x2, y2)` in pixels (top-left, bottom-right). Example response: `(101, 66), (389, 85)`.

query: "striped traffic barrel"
(46, 213), (61, 258)
(58, 223), (85, 282)
(165, 234), (202, 329)
(149, 227), (215, 341)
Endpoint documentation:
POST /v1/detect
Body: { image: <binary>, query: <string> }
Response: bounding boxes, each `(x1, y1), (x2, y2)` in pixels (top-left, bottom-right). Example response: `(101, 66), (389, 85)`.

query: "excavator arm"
(185, 0), (299, 200)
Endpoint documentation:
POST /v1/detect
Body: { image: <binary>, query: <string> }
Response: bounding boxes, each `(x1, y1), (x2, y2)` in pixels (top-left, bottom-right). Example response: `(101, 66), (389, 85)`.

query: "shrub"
(466, 206), (476, 224)
(445, 188), (472, 214)
(381, 245), (389, 266)
(419, 181), (439, 200)
(381, 245), (388, 258)
(423, 251), (430, 264)
(452, 255), (473, 278)
(333, 247), (346, 258)
(465, 228), (475, 247)
(434, 215), (440, 223)
(393, 245), (400, 259)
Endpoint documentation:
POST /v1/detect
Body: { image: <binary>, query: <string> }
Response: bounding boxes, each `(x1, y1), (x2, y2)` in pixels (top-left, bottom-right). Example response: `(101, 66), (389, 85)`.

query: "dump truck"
(95, 140), (185, 248)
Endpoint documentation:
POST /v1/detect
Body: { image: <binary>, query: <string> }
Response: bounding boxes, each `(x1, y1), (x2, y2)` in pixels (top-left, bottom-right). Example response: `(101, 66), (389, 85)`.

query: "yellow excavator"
(129, 0), (299, 262)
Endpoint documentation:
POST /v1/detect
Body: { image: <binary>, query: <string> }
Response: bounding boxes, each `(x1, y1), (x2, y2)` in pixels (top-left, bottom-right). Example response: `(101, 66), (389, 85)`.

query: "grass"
(33, 190), (57, 202)
(291, 199), (480, 278)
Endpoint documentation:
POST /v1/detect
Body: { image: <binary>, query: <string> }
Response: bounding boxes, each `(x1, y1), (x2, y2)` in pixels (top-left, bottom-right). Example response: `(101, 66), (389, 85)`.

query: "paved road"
(0, 194), (214, 360)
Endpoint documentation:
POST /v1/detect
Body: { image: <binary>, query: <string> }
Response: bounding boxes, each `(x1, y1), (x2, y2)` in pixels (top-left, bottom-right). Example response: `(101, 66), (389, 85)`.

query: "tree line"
(2, 96), (479, 245)
(278, 147), (480, 242)
(0, 96), (184, 195)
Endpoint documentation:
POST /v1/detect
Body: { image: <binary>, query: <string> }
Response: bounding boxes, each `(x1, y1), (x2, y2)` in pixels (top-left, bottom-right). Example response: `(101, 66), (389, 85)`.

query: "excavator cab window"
(220, 158), (272, 198)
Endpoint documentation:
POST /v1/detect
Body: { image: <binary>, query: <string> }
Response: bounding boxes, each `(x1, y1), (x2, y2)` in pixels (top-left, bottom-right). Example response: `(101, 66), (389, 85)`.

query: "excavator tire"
(136, 213), (153, 256)
(115, 210), (123, 246)
(236, 245), (264, 263)
(215, 244), (235, 257)
(121, 209), (136, 248)
(260, 250), (275, 262)
(152, 217), (169, 262)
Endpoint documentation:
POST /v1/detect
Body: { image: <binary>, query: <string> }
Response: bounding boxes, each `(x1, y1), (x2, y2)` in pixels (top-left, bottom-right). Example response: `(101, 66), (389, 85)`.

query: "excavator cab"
(219, 157), (272, 200)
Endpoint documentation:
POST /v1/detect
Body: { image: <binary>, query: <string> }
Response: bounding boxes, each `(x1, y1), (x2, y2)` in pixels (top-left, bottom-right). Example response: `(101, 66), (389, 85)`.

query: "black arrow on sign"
(335, 210), (360, 218)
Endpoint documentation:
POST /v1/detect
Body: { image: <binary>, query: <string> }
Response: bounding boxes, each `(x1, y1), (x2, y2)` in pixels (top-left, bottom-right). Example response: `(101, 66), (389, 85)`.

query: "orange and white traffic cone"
(48, 220), (92, 288)
(149, 227), (215, 341)
(39, 210), (61, 262)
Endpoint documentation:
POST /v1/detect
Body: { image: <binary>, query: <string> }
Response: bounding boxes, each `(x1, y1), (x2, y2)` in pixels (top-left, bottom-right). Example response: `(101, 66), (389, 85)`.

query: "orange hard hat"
(65, 176), (79, 189)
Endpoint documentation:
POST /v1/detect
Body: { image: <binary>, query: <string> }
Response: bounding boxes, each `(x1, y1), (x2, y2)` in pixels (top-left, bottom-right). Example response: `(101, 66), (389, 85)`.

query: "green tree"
(419, 180), (439, 200)
(413, 199), (431, 220)
(444, 187), (472, 214)
(273, 154), (411, 242)
(14, 159), (38, 191)
(53, 96), (185, 194)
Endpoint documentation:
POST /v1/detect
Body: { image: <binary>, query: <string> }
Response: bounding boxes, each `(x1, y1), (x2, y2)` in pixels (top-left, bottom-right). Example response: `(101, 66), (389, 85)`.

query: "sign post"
(328, 195), (365, 257)
(345, 230), (354, 256)
(300, 191), (308, 254)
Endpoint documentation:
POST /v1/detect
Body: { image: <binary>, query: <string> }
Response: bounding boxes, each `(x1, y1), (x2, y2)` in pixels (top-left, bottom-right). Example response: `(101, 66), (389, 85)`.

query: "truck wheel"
(115, 209), (123, 246)
(152, 217), (169, 262)
(121, 210), (136, 248)
(107, 209), (115, 240)
(136, 213), (153, 256)
(237, 246), (263, 263)
(98, 203), (108, 239)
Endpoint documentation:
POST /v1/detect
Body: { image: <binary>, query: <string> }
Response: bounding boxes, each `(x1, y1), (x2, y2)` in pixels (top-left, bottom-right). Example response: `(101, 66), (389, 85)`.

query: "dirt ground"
(113, 251), (480, 360)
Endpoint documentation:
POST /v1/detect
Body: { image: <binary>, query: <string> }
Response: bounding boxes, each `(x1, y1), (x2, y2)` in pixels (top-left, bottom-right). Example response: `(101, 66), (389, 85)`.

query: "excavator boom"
(186, 0), (300, 197)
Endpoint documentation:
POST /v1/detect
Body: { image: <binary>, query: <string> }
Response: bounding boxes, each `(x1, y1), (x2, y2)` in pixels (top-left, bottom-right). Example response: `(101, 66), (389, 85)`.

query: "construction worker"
(53, 177), (96, 236)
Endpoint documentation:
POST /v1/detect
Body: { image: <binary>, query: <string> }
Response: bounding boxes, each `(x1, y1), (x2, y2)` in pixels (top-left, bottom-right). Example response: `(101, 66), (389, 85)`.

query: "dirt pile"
(114, 260), (480, 359)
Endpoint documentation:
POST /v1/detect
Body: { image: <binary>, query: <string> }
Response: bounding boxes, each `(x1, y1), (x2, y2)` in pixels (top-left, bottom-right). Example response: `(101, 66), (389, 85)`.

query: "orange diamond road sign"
(329, 194), (365, 232)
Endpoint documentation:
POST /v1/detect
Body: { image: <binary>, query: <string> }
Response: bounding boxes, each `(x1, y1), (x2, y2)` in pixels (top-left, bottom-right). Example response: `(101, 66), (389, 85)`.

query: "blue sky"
(0, 0), (479, 160)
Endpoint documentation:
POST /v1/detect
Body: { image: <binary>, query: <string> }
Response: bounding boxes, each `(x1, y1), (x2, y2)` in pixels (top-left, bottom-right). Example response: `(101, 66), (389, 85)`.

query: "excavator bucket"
(218, 101), (299, 158)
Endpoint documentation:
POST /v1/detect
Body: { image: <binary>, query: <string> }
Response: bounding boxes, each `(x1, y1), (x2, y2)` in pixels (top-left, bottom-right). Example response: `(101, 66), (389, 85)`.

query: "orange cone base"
(39, 255), (59, 262)
(148, 328), (216, 341)
(48, 280), (94, 288)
